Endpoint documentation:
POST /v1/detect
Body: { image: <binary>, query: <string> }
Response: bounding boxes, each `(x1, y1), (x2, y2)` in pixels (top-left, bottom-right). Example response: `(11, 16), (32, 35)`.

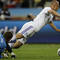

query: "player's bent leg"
(13, 33), (24, 48)
(13, 40), (23, 48)
(13, 21), (35, 48)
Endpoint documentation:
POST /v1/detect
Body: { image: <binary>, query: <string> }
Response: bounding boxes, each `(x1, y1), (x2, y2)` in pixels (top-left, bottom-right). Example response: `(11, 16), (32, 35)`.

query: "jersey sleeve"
(49, 14), (54, 23)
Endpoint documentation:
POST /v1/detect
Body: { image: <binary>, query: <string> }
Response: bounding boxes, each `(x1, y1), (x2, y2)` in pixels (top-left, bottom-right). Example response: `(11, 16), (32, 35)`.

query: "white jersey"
(33, 7), (54, 32)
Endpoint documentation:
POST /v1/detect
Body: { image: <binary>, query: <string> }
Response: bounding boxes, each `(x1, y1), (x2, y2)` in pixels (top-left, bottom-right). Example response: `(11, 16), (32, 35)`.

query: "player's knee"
(13, 41), (23, 49)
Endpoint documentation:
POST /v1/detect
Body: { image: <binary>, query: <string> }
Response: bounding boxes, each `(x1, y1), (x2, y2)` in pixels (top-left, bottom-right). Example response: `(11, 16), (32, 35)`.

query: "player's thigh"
(17, 21), (35, 38)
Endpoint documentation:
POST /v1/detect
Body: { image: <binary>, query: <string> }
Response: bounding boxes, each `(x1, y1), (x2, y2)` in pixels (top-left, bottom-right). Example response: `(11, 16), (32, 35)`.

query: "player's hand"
(27, 14), (35, 20)
(27, 14), (33, 18)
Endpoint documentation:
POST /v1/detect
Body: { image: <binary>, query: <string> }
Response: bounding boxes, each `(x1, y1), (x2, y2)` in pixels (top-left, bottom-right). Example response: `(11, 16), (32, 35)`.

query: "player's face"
(53, 4), (59, 10)
(51, 2), (59, 11)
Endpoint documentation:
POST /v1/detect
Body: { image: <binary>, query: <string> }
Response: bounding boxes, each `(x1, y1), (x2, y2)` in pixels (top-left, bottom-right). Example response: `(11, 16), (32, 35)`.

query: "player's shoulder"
(42, 7), (52, 13)
(44, 7), (52, 10)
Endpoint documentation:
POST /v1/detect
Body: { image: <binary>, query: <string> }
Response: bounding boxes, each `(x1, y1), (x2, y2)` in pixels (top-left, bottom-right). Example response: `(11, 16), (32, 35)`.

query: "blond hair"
(51, 1), (59, 6)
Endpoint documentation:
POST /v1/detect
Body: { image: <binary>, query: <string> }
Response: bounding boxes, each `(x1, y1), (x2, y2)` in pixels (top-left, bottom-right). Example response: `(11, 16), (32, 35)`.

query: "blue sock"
(0, 54), (3, 58)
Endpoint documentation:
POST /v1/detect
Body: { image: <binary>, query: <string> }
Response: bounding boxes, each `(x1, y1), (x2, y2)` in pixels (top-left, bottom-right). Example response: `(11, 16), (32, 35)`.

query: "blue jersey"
(0, 33), (6, 49)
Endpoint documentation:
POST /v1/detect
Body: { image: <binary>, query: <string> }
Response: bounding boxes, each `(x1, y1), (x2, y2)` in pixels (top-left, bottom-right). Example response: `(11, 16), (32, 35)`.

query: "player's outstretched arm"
(49, 22), (60, 32)
(5, 14), (35, 20)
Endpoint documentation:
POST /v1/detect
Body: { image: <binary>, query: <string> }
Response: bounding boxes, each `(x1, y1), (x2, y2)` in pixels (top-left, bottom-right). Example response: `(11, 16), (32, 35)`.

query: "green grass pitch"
(2, 44), (60, 60)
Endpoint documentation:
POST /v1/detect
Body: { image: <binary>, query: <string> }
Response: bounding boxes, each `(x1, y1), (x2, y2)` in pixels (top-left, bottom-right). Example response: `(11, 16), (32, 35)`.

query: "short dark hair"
(3, 31), (13, 42)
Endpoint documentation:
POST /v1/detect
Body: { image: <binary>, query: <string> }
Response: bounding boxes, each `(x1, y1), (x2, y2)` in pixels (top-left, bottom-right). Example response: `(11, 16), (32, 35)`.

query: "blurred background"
(0, 0), (60, 8)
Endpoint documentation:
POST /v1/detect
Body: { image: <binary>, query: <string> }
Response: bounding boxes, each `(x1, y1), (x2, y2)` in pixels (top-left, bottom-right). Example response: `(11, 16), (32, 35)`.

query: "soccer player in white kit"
(13, 1), (60, 48)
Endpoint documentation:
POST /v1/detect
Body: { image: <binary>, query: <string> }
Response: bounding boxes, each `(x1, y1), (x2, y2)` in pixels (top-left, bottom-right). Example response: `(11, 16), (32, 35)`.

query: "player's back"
(33, 7), (53, 32)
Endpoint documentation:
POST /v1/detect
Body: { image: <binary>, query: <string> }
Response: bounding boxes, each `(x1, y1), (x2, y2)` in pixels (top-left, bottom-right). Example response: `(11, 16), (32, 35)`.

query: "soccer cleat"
(3, 53), (9, 58)
(11, 52), (16, 58)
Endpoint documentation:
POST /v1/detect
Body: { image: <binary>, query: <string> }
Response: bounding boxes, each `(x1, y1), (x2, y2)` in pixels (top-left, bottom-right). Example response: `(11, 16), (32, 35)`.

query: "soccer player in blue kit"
(0, 31), (16, 58)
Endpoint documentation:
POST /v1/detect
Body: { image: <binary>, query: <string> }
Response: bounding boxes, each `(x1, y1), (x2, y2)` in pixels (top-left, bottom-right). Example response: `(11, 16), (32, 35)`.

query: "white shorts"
(17, 21), (35, 38)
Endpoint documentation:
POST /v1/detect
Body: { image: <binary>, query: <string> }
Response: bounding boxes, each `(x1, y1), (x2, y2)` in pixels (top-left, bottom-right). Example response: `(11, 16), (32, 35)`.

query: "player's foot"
(3, 53), (9, 58)
(11, 52), (16, 58)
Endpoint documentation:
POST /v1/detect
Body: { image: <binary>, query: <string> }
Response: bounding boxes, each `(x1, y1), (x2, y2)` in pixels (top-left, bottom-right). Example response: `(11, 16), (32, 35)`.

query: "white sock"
(11, 52), (15, 56)
(8, 43), (14, 48)
(17, 38), (27, 44)
(11, 34), (16, 41)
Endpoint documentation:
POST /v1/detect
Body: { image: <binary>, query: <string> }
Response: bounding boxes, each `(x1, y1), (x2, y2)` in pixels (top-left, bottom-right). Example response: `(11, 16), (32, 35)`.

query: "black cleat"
(11, 55), (16, 58)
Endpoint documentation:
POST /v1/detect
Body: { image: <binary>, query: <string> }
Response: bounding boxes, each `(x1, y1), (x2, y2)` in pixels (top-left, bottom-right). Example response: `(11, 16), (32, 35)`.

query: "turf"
(1, 44), (60, 60)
